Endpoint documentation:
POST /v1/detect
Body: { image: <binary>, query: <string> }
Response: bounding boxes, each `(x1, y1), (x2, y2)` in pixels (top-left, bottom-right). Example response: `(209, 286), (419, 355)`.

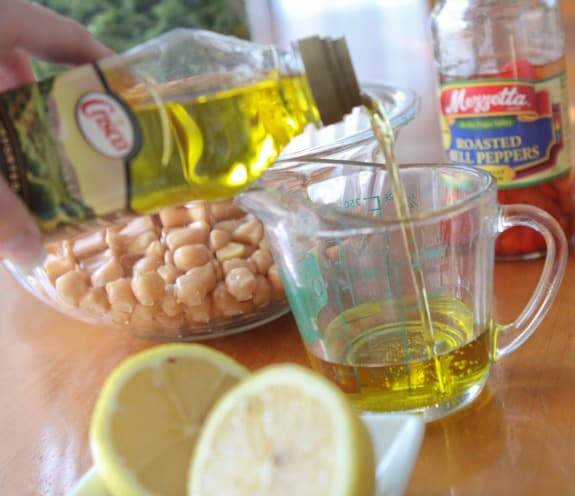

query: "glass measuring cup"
(237, 160), (567, 422)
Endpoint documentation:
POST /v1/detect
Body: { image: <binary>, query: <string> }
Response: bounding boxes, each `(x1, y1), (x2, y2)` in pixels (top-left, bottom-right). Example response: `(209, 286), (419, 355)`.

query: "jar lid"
(297, 36), (362, 126)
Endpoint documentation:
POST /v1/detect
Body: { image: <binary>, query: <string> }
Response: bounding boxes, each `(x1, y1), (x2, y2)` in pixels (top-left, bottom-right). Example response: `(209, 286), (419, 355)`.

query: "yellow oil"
(362, 92), (447, 393)
(126, 75), (319, 213)
(307, 297), (491, 412)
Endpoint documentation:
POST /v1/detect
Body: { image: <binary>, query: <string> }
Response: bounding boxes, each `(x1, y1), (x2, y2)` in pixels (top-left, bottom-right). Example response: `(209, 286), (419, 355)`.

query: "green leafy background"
(32, 0), (250, 79)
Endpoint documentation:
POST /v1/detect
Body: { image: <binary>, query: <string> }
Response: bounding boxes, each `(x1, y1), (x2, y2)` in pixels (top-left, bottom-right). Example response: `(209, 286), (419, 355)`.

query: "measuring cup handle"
(493, 204), (568, 361)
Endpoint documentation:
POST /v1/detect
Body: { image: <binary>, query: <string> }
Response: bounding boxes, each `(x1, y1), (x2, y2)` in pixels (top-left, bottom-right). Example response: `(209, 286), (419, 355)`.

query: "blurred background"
(31, 0), (575, 165)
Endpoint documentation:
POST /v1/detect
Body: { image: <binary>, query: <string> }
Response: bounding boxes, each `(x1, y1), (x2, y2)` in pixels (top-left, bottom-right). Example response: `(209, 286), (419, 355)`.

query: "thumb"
(0, 175), (43, 267)
(0, 49), (35, 90)
(0, 50), (43, 267)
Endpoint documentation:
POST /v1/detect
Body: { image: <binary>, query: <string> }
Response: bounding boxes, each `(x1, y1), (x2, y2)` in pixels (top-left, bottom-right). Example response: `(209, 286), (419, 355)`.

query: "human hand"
(0, 0), (113, 266)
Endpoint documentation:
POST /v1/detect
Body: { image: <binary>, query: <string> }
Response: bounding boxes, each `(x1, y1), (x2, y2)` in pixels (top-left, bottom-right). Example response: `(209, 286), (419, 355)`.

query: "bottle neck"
(271, 45), (321, 127)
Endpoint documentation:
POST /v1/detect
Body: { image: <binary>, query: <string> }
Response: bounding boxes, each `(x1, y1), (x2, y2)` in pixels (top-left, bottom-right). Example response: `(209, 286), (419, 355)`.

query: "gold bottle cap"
(297, 36), (361, 125)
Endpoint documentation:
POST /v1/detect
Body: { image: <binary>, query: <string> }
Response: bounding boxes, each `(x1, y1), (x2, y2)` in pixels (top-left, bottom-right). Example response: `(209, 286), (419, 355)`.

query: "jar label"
(0, 64), (140, 237)
(438, 63), (573, 187)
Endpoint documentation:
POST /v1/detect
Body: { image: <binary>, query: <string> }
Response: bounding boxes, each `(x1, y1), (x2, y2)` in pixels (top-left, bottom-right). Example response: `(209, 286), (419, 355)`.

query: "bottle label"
(438, 63), (572, 187)
(0, 64), (140, 236)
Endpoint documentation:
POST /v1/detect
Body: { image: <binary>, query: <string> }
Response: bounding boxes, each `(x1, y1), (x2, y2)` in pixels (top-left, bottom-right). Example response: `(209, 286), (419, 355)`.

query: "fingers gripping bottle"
(0, 29), (361, 240)
(430, 0), (574, 259)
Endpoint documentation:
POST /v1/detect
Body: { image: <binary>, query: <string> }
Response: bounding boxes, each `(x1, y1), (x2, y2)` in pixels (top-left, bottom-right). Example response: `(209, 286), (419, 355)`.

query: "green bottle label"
(0, 64), (140, 238)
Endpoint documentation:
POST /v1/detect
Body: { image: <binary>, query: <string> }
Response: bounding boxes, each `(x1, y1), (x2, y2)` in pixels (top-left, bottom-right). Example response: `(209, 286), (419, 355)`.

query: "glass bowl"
(4, 81), (419, 342)
(279, 80), (420, 161)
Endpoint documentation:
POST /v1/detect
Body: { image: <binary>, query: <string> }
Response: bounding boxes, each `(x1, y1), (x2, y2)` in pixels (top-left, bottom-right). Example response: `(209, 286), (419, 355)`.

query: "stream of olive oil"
(362, 92), (447, 395)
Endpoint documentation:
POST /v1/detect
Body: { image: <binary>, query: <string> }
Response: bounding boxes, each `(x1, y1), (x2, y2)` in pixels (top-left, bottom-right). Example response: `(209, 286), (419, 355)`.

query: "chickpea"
(62, 239), (77, 258)
(259, 236), (271, 251)
(253, 275), (272, 308)
(163, 249), (174, 266)
(209, 200), (246, 222)
(146, 240), (166, 259)
(216, 242), (247, 262)
(161, 286), (184, 317)
(72, 230), (107, 260)
(213, 217), (248, 234)
(131, 271), (165, 307)
(55, 269), (90, 307)
(210, 259), (224, 282)
(133, 255), (163, 275)
(232, 219), (263, 247)
(125, 231), (159, 258)
(184, 297), (212, 325)
(165, 221), (210, 251)
(173, 244), (212, 272)
(81, 250), (113, 274)
(267, 264), (285, 296)
(105, 229), (122, 256)
(175, 263), (217, 306)
(105, 278), (137, 314)
(91, 257), (124, 288)
(44, 254), (75, 284)
(159, 206), (190, 228)
(157, 264), (182, 285)
(208, 229), (231, 252)
(221, 257), (251, 275)
(249, 249), (274, 275)
(80, 287), (110, 317)
(187, 200), (213, 225)
(120, 216), (158, 237)
(212, 282), (255, 317)
(225, 267), (257, 302)
(242, 245), (256, 258)
(118, 253), (140, 275)
(45, 241), (62, 256)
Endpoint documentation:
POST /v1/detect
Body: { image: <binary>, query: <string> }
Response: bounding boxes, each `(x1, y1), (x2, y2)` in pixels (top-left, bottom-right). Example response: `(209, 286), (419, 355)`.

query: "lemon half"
(188, 364), (375, 496)
(90, 344), (249, 496)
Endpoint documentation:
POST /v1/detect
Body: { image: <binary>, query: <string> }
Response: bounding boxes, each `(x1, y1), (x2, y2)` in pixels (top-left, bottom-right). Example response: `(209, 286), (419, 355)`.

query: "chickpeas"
(166, 221), (210, 251)
(91, 257), (124, 288)
(131, 272), (164, 307)
(225, 267), (257, 302)
(41, 199), (286, 337)
(175, 263), (217, 307)
(173, 244), (212, 272)
(232, 219), (263, 247)
(55, 269), (90, 307)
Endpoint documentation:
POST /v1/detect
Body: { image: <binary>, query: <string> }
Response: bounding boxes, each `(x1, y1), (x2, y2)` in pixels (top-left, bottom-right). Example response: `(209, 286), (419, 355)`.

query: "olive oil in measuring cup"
(305, 93), (496, 415)
(309, 297), (491, 412)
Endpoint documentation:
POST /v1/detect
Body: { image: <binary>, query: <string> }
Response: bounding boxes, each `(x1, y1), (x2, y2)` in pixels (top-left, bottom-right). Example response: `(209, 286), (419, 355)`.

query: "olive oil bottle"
(0, 29), (361, 240)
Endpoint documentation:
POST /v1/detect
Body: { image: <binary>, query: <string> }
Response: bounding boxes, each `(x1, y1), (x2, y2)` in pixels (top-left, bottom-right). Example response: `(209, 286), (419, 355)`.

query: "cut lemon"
(90, 343), (249, 496)
(188, 364), (375, 496)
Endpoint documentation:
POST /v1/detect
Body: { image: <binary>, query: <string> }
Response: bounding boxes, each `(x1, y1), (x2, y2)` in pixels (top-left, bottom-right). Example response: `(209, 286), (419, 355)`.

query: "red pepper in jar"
(431, 1), (574, 259)
(493, 59), (574, 258)
(436, 57), (574, 258)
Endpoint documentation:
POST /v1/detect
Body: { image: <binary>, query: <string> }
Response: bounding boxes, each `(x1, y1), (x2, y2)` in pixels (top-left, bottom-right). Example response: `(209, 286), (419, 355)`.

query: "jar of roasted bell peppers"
(430, 0), (574, 259)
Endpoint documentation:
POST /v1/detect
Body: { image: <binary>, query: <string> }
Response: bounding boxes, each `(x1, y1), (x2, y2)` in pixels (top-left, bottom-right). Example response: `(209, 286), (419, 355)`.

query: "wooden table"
(2, 1), (575, 495)
(1, 254), (575, 495)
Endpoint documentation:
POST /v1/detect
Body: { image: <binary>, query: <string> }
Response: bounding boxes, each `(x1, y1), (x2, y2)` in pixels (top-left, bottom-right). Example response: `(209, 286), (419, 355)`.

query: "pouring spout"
(235, 186), (317, 228)
(235, 188), (290, 226)
(235, 187), (324, 257)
